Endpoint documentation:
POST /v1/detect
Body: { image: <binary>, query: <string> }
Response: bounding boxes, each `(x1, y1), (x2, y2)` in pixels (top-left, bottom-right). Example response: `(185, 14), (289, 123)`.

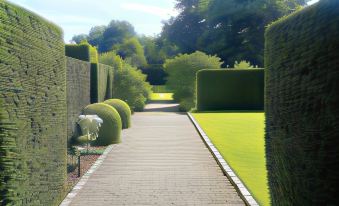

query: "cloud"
(307, 0), (319, 5)
(120, 2), (178, 18)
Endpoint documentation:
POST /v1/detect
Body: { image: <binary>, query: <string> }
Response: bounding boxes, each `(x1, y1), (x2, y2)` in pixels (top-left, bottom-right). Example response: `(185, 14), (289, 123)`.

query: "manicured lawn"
(149, 93), (173, 101)
(191, 112), (270, 206)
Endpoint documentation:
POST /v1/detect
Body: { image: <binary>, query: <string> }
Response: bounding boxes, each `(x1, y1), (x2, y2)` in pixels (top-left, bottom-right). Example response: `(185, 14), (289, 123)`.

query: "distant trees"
(161, 0), (304, 67)
(72, 0), (308, 85)
(114, 37), (147, 68)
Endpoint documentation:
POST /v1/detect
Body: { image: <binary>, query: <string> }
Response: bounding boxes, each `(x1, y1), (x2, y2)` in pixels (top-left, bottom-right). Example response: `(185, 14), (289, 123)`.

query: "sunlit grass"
(149, 93), (173, 101)
(192, 112), (270, 206)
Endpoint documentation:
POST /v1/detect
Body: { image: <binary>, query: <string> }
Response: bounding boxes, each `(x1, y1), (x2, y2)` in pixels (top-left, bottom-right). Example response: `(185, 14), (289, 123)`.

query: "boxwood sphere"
(104, 99), (131, 129)
(83, 103), (122, 145)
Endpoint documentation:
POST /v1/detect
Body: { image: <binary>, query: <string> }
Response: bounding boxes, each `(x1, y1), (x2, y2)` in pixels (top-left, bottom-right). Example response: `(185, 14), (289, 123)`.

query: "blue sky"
(8, 0), (178, 42)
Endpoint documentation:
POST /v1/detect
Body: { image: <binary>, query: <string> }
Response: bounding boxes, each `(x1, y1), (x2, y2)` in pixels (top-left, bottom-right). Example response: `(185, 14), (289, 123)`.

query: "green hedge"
(0, 99), (21, 205)
(0, 1), (67, 205)
(65, 44), (90, 62)
(104, 99), (131, 129)
(196, 69), (264, 111)
(98, 63), (114, 102)
(265, 0), (339, 205)
(83, 103), (122, 145)
(65, 44), (113, 103)
(66, 57), (91, 143)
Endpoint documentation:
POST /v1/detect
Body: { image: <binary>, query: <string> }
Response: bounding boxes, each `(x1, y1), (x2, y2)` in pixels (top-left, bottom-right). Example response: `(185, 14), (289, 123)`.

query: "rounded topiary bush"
(104, 99), (131, 129)
(83, 103), (122, 145)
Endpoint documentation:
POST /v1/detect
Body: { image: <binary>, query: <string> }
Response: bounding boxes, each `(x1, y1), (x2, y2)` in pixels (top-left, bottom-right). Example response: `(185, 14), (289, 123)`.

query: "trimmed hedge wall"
(66, 57), (91, 143)
(0, 1), (67, 205)
(83, 103), (122, 145)
(0, 99), (22, 205)
(196, 69), (264, 111)
(97, 63), (113, 102)
(265, 1), (339, 205)
(65, 44), (90, 62)
(65, 44), (114, 103)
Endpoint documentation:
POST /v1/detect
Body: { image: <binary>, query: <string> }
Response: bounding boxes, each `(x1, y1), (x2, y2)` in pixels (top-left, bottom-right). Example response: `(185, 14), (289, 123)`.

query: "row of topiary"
(78, 99), (131, 146)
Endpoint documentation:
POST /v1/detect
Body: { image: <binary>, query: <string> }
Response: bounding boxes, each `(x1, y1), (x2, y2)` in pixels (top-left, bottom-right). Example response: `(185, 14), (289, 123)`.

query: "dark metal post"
(77, 155), (81, 177)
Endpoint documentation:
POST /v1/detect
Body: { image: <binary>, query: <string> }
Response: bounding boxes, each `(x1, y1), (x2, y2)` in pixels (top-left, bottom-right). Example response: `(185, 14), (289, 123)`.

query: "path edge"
(187, 112), (260, 206)
(59, 144), (115, 206)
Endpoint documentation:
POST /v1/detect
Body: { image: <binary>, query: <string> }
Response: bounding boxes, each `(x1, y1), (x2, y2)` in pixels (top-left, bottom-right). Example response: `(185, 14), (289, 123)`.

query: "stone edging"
(187, 112), (259, 206)
(59, 144), (115, 206)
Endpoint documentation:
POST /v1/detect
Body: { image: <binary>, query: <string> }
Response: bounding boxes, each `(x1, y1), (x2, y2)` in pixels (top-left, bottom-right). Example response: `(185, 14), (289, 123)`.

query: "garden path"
(66, 102), (244, 205)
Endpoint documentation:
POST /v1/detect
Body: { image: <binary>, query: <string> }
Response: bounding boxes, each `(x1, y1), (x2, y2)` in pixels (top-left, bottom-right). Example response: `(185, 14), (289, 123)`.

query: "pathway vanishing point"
(66, 102), (245, 205)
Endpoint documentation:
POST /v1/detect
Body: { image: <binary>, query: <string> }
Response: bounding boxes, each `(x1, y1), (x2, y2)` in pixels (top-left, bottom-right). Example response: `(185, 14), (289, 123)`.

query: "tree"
(71, 34), (88, 44)
(88, 26), (106, 48)
(162, 0), (303, 67)
(164, 51), (222, 111)
(98, 52), (152, 111)
(234, 60), (255, 69)
(114, 37), (147, 68)
(99, 51), (123, 71)
(99, 20), (136, 53)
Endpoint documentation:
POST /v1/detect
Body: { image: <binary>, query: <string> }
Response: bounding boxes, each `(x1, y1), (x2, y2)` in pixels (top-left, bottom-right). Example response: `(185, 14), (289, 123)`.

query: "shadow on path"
(143, 101), (181, 113)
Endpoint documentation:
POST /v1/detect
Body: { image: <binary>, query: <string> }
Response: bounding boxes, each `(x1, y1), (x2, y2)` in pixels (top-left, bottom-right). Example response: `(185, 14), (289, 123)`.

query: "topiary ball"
(83, 103), (122, 145)
(104, 99), (131, 129)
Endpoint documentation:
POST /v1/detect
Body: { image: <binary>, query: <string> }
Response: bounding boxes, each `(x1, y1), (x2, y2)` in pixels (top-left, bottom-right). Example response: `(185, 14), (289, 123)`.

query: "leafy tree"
(234, 60), (254, 69)
(98, 52), (152, 111)
(72, 34), (88, 44)
(114, 37), (147, 68)
(164, 51), (222, 111)
(99, 51), (123, 71)
(88, 26), (106, 48)
(100, 20), (136, 53)
(162, 0), (303, 67)
(113, 64), (152, 111)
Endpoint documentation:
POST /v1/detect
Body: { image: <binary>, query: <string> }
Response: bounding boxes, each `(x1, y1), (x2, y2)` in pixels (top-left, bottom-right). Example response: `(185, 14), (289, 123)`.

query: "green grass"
(149, 93), (173, 101)
(191, 112), (270, 206)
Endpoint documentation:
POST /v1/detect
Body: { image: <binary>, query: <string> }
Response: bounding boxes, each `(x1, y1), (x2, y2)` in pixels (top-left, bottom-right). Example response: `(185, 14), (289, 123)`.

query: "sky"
(8, 0), (178, 43)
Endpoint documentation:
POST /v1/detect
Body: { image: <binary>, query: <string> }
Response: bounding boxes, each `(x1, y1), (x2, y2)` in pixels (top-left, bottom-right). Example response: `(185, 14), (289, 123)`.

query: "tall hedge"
(97, 63), (114, 102)
(65, 44), (113, 103)
(0, 1), (67, 205)
(265, 0), (339, 205)
(0, 99), (23, 205)
(196, 69), (264, 111)
(66, 57), (91, 143)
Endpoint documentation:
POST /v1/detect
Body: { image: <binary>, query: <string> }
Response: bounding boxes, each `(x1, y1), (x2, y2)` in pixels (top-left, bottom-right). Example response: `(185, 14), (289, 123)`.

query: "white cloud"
(120, 2), (178, 18)
(307, 0), (319, 5)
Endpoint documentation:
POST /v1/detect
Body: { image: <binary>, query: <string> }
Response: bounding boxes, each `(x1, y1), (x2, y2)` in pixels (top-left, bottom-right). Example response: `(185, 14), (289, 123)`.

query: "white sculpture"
(77, 115), (103, 153)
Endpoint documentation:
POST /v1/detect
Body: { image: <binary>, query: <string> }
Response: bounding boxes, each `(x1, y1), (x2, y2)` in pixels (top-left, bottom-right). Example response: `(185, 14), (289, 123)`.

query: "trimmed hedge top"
(104, 99), (131, 129)
(196, 69), (264, 111)
(83, 103), (122, 145)
(65, 44), (91, 62)
(265, 0), (339, 205)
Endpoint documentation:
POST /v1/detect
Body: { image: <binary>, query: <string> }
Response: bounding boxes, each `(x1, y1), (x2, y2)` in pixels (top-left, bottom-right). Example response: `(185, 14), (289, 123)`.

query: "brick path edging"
(59, 145), (116, 206)
(187, 112), (259, 206)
